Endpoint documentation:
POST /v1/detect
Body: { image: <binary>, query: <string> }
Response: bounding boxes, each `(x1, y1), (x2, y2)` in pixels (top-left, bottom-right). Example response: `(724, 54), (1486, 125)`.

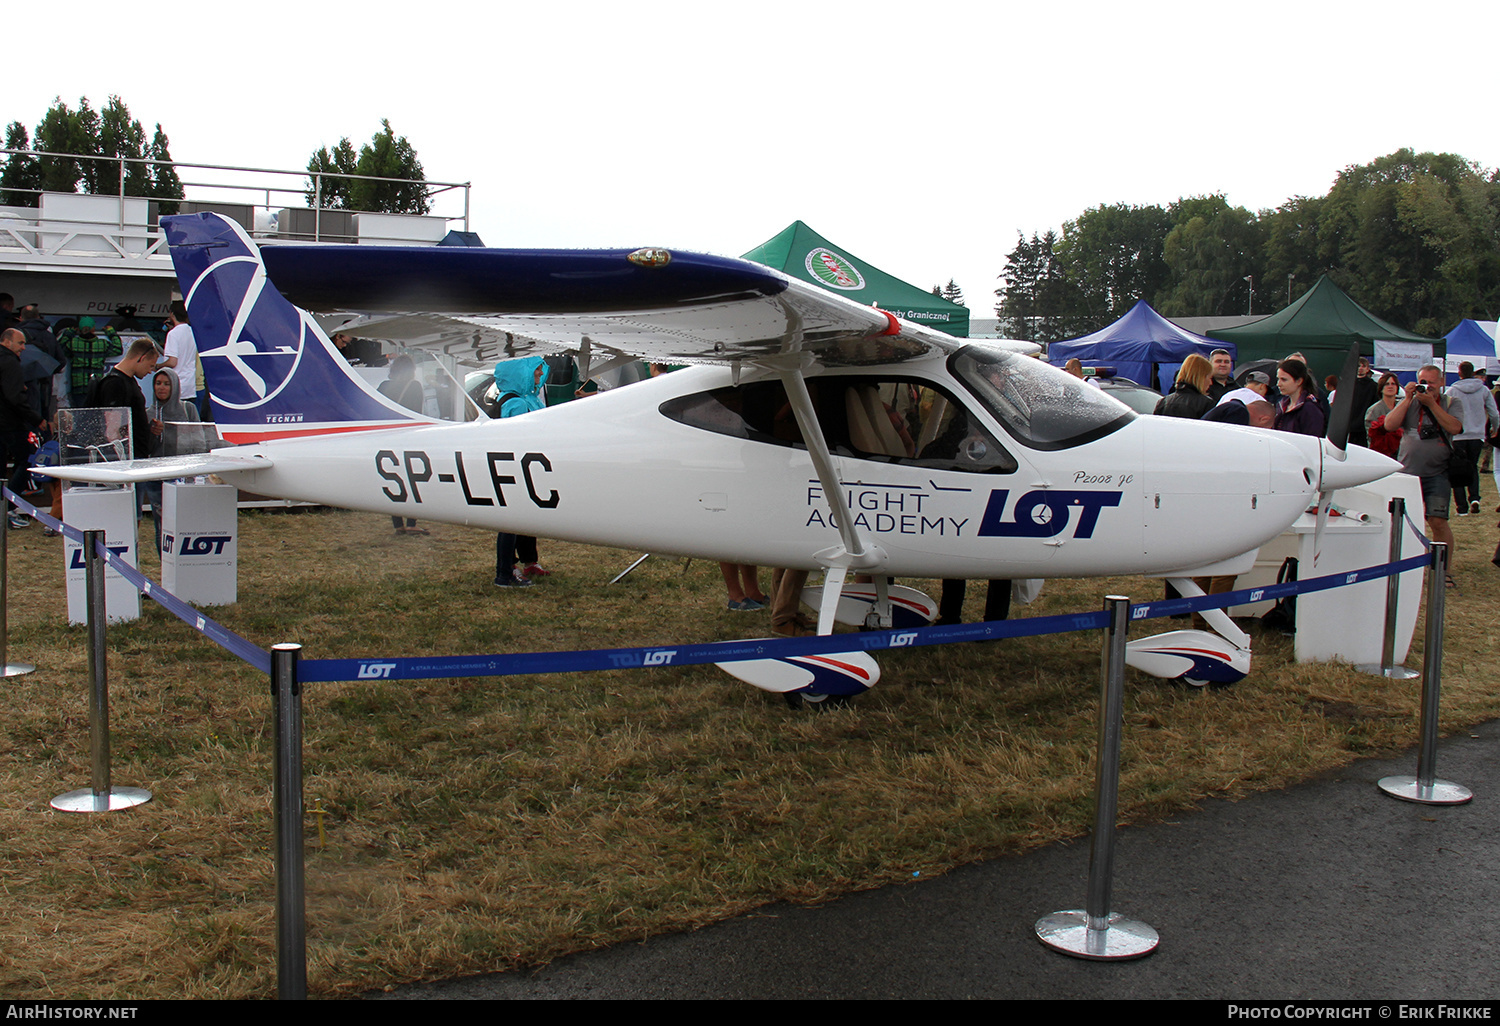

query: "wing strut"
(774, 365), (885, 575)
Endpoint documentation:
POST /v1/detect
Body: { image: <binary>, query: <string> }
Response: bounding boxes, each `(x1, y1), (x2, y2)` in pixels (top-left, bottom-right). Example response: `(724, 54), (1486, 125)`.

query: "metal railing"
(0, 149), (472, 265)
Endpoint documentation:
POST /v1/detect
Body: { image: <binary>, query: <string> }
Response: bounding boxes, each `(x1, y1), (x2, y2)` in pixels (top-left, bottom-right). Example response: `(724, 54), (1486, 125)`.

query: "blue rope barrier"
(5, 488), (1430, 688)
(5, 488), (272, 674)
(1402, 506), (1433, 550)
(298, 552), (1431, 684)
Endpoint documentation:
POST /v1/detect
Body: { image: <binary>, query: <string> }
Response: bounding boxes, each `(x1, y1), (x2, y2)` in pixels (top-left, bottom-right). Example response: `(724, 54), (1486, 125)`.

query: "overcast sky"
(13, 0), (1498, 316)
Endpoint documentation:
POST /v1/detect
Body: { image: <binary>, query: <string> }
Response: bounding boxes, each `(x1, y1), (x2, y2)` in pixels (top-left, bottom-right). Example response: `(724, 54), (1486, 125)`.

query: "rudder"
(163, 213), (434, 443)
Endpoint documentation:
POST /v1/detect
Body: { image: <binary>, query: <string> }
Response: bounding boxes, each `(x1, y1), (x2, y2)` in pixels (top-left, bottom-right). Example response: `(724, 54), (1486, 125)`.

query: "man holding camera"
(1384, 364), (1463, 584)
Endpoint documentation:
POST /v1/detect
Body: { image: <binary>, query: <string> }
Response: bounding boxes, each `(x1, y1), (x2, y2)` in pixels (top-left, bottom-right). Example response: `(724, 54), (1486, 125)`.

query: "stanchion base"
(1352, 663), (1420, 679)
(2, 661), (35, 677)
(1035, 910), (1159, 960)
(1377, 775), (1472, 805)
(50, 787), (153, 813)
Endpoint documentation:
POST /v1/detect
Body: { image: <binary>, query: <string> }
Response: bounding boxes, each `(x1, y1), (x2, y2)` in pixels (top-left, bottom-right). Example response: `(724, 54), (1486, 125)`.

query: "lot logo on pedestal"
(69, 544), (130, 569)
(804, 248), (865, 291)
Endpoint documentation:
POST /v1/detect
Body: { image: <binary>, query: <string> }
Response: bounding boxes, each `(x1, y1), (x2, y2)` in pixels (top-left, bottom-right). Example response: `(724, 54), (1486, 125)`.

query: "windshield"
(950, 345), (1134, 450)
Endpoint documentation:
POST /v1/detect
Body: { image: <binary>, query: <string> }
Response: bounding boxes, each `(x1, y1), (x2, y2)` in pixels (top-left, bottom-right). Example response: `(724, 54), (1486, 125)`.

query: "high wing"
(257, 241), (966, 370)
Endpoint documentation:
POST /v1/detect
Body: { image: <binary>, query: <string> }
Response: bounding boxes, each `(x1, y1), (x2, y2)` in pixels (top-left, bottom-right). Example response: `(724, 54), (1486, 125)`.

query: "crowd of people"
(1149, 347), (1500, 587)
(0, 293), (204, 540)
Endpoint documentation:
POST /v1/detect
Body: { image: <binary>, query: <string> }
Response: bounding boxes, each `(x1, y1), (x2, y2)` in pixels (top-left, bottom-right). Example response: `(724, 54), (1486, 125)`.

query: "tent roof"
(1048, 300), (1232, 364)
(1443, 319), (1498, 375)
(742, 221), (969, 338)
(1206, 275), (1436, 361)
(1444, 319), (1497, 357)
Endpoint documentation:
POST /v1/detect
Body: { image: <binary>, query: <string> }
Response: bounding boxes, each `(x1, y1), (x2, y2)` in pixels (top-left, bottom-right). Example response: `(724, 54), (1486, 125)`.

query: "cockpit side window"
(659, 376), (1018, 474)
(950, 345), (1134, 450)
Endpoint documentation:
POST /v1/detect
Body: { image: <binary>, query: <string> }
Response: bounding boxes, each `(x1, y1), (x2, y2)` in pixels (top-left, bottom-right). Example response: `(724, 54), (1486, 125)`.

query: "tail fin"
(164, 213), (436, 443)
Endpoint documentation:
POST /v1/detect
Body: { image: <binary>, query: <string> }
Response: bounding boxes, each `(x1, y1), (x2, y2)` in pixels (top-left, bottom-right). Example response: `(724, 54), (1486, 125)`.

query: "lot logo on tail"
(804, 248), (865, 291)
(162, 213), (434, 434)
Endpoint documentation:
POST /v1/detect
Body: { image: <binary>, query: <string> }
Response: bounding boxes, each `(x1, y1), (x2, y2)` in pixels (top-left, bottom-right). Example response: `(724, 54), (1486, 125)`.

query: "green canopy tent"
(1206, 275), (1441, 380)
(742, 221), (969, 338)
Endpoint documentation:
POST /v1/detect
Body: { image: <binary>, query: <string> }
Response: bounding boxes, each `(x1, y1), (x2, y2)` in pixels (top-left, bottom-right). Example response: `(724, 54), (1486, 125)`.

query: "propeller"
(1312, 343), (1364, 564)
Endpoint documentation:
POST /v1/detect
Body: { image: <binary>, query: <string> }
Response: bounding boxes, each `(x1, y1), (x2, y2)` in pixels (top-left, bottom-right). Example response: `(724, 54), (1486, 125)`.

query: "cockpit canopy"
(949, 345), (1135, 451)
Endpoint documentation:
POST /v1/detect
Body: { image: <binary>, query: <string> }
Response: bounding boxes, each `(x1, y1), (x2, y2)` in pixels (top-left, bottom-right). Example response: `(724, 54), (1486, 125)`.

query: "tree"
(941, 279), (964, 307)
(305, 120), (430, 214)
(147, 124), (183, 212)
(1053, 202), (1172, 322)
(1155, 195), (1266, 317)
(33, 98), (89, 193)
(996, 231), (1083, 341)
(305, 138), (358, 208)
(1317, 149), (1498, 333)
(95, 96), (150, 197)
(0, 122), (41, 206)
(6, 96), (182, 205)
(350, 120), (430, 214)
(1261, 195), (1327, 307)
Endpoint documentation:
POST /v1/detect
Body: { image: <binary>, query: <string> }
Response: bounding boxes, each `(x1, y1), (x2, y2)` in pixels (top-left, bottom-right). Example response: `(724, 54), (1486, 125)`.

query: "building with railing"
(0, 150), (472, 324)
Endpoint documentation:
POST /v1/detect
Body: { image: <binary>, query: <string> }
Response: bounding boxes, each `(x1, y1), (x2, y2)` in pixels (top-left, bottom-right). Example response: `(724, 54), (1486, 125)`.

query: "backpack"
(1260, 557), (1298, 635)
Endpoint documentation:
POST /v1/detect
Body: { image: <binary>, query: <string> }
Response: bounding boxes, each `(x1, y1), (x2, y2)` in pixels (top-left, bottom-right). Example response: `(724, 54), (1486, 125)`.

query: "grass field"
(1, 497), (1497, 999)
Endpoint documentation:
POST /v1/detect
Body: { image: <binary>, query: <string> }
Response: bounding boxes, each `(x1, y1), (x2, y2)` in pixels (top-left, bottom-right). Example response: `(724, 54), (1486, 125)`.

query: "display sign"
(161, 483), (238, 606)
(62, 487), (141, 624)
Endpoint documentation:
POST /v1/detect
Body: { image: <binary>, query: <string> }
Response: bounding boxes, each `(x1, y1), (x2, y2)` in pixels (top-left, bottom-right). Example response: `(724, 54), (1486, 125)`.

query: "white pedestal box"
(62, 487), (140, 624)
(1229, 473), (1425, 665)
(161, 483), (238, 606)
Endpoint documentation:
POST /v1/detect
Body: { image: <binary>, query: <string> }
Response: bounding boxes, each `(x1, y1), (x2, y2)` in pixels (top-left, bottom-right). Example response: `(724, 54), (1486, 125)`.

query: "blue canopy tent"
(1442, 320), (1497, 380)
(1047, 300), (1234, 393)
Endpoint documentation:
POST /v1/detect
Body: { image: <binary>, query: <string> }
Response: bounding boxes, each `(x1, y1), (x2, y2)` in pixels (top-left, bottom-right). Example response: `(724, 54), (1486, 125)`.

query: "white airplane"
(45, 213), (1399, 705)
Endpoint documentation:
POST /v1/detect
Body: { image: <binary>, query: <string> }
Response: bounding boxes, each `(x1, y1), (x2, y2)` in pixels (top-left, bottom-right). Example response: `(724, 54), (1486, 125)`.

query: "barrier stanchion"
(1355, 497), (1420, 679)
(1379, 542), (1472, 805)
(51, 530), (151, 813)
(272, 643), (307, 1000)
(1036, 595), (1159, 961)
(0, 499), (35, 677)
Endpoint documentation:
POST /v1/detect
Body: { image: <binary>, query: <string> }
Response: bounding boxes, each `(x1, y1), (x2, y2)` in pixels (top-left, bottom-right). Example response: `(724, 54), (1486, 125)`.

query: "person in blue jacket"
(492, 356), (549, 587)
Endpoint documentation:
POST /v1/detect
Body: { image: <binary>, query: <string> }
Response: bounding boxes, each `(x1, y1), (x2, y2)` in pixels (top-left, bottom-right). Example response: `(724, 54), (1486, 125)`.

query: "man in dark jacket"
(1206, 349), (1235, 403)
(88, 339), (161, 461)
(16, 306), (62, 420)
(1, 329), (45, 527)
(1343, 357), (1381, 448)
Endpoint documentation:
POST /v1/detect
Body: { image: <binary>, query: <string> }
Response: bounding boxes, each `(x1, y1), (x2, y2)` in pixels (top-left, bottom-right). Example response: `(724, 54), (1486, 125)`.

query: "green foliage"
(147, 124), (184, 212)
(1056, 203), (1173, 321)
(33, 98), (89, 193)
(305, 120), (430, 215)
(0, 122), (40, 206)
(996, 231), (1086, 341)
(95, 96), (149, 197)
(1262, 195), (1326, 307)
(940, 278), (964, 307)
(994, 150), (1500, 339)
(1318, 149), (1498, 335)
(305, 138), (358, 208)
(1156, 195), (1266, 317)
(1, 95), (182, 205)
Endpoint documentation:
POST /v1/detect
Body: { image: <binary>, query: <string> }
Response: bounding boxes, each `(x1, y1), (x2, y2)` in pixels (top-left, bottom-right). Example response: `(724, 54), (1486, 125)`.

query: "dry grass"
(1, 499), (1497, 999)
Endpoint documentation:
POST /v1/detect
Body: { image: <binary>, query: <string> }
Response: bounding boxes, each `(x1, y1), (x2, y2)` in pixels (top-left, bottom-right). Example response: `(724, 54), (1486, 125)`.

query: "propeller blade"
(1311, 493), (1333, 567)
(1325, 342), (1362, 454)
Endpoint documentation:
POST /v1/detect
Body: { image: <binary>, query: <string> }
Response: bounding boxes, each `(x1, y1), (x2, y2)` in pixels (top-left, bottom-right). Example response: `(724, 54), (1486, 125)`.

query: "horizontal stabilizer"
(38, 453), (272, 484)
(716, 648), (880, 695)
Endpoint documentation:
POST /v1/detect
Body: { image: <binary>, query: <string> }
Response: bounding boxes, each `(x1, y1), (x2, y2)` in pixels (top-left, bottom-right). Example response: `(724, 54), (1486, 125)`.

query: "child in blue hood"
(493, 357), (549, 587)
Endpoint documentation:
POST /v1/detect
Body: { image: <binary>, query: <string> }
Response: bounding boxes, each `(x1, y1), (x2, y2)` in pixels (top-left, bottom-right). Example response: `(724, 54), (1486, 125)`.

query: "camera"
(1415, 382), (1428, 392)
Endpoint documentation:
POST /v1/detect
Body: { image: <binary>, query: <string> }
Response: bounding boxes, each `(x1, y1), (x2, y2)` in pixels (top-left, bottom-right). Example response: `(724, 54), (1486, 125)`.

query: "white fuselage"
(214, 354), (1349, 580)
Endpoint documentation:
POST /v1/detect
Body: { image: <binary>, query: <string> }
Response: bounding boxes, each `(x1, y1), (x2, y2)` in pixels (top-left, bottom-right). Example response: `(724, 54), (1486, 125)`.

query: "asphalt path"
(377, 719), (1498, 1000)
